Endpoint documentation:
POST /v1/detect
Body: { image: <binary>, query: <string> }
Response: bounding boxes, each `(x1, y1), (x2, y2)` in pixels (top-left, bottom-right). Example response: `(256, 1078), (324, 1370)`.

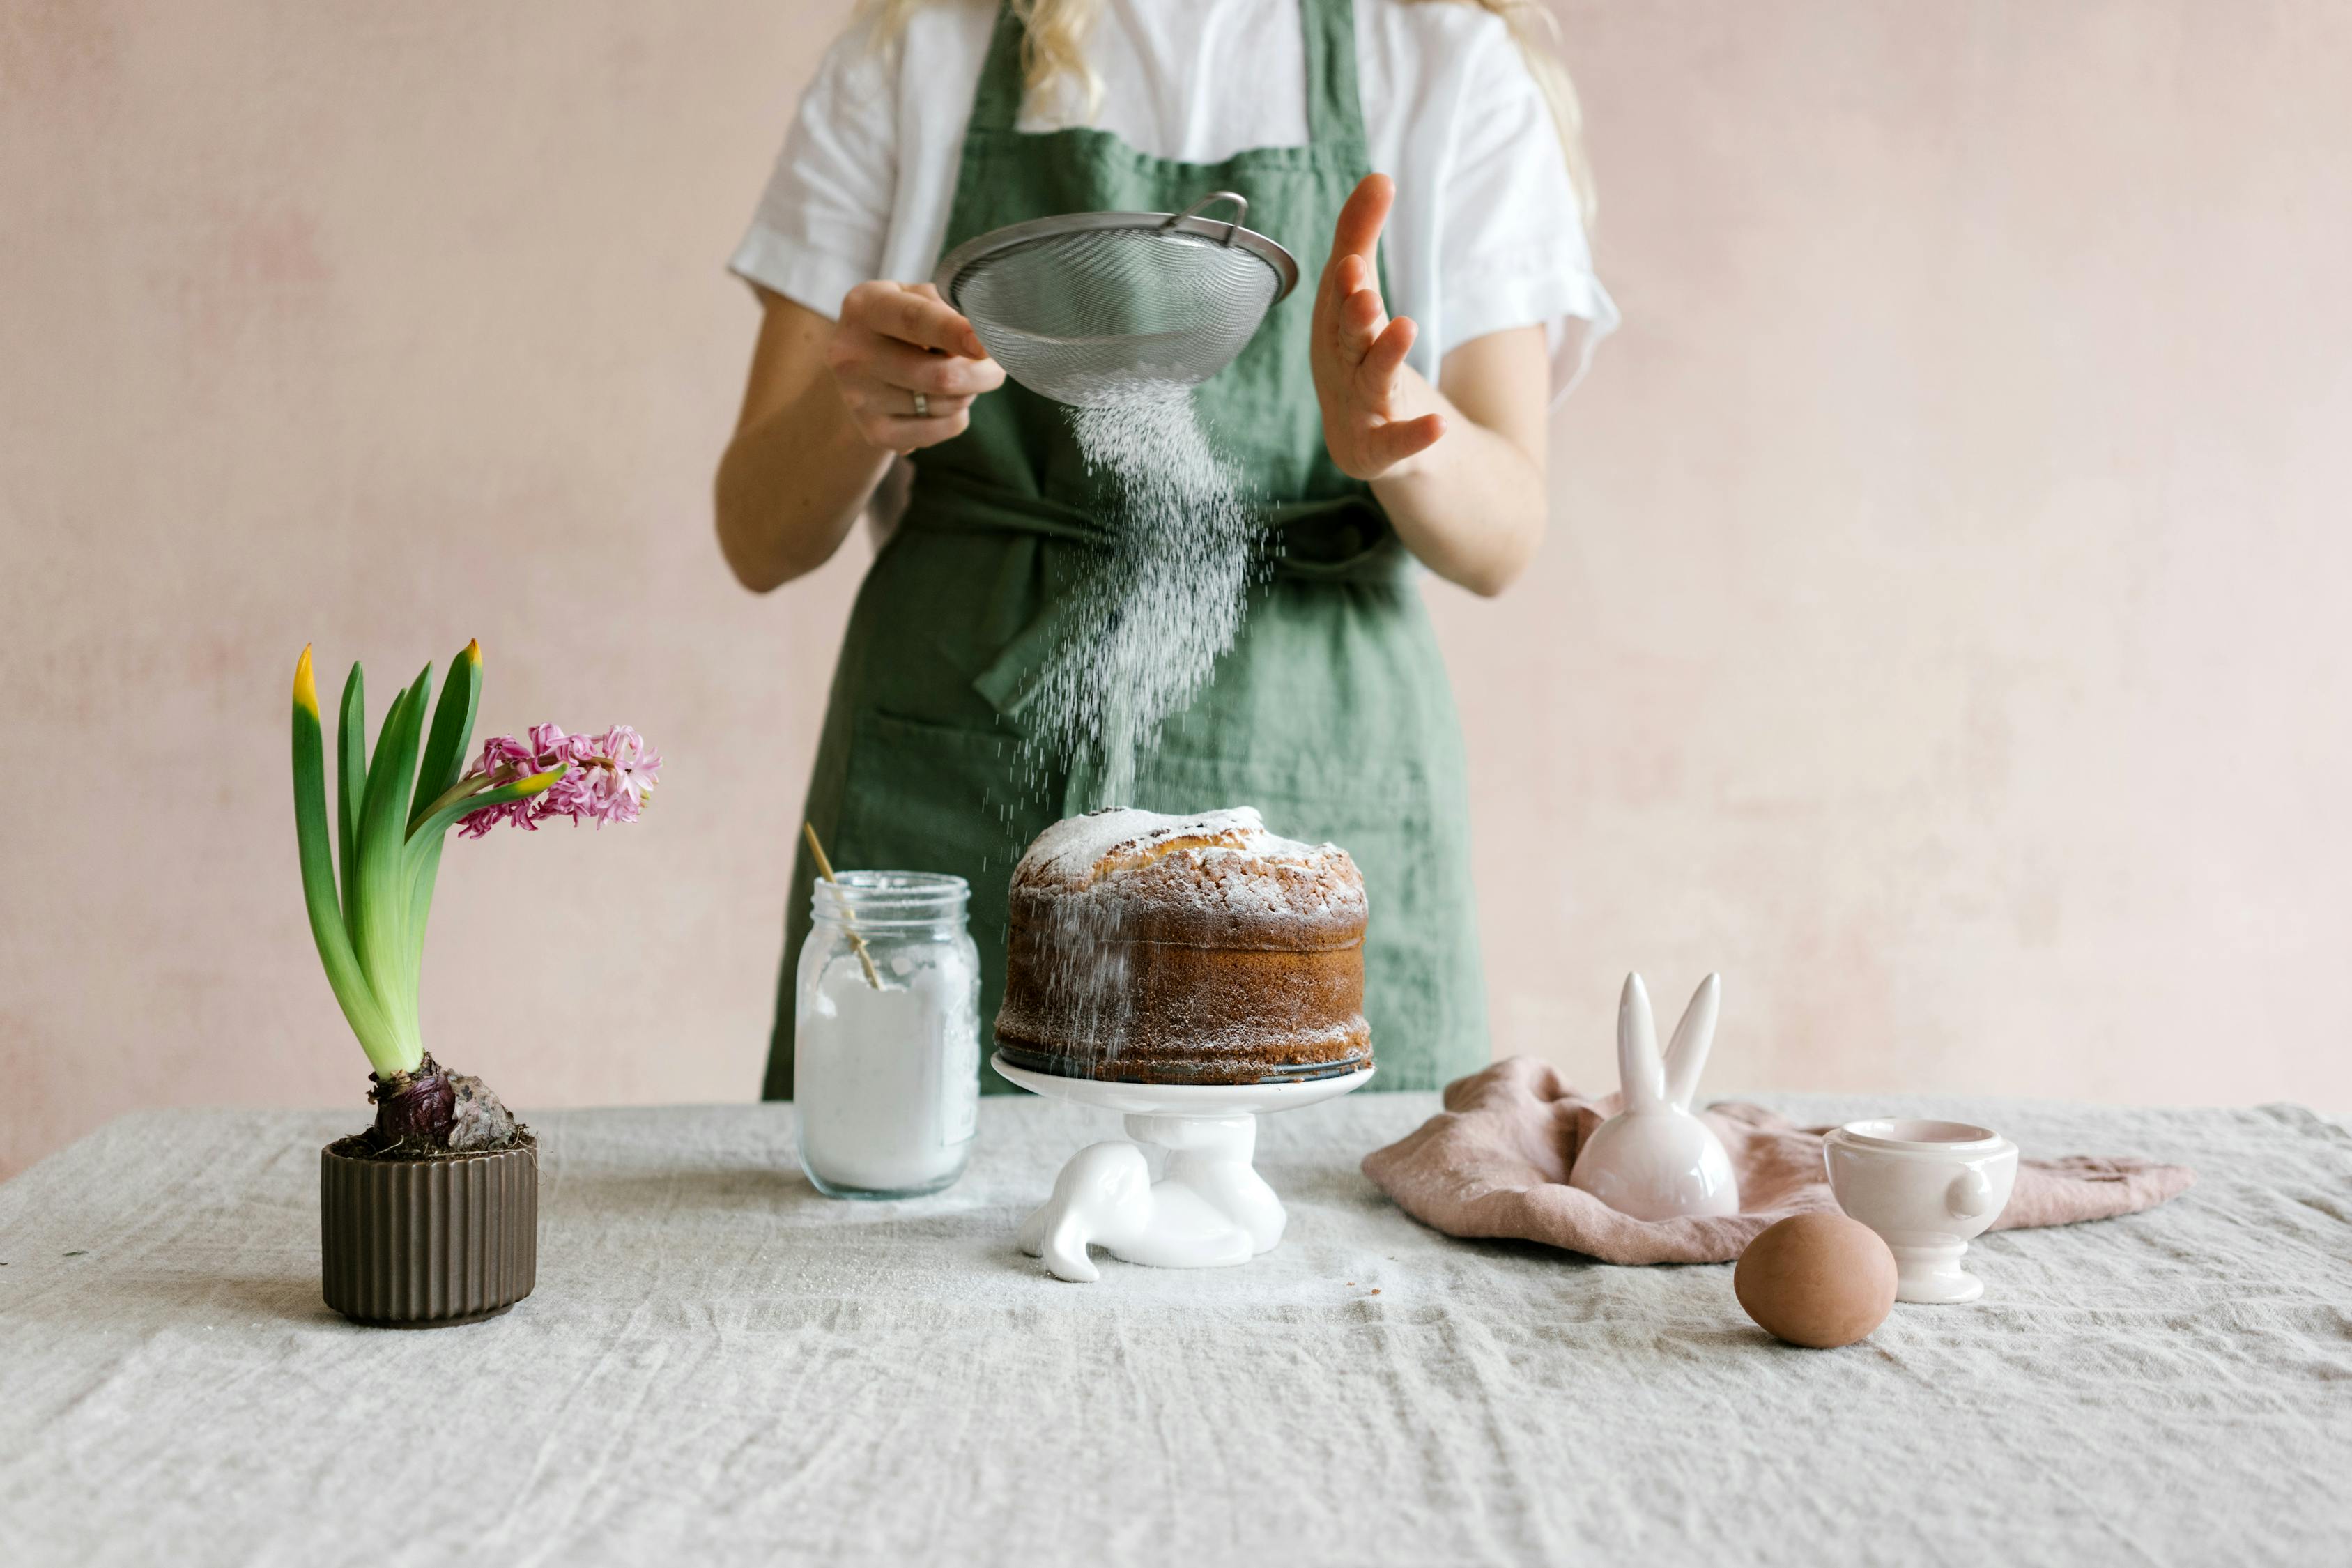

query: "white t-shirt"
(731, 0), (1616, 399)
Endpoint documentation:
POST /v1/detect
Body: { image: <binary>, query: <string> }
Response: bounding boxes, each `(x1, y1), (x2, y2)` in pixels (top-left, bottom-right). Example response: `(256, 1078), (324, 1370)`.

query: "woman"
(718, 0), (1615, 1097)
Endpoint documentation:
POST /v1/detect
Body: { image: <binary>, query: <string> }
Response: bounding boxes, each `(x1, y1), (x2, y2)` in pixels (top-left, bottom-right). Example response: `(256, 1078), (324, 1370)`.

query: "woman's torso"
(767, 0), (1498, 1094)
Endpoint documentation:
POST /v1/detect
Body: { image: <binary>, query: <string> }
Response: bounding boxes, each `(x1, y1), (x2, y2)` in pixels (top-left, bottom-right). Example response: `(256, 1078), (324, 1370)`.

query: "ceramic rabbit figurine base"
(994, 1052), (1374, 1283)
(1567, 974), (1741, 1221)
(1824, 1119), (2020, 1303)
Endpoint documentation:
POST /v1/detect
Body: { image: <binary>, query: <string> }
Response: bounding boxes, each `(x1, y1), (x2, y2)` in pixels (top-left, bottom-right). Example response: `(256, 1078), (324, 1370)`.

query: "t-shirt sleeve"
(1438, 28), (1619, 399)
(728, 20), (901, 320)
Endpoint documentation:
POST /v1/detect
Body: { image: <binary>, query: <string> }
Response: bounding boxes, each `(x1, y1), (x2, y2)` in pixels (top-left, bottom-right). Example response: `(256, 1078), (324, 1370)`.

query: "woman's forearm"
(716, 286), (1003, 592)
(715, 382), (889, 593)
(1369, 365), (1547, 597)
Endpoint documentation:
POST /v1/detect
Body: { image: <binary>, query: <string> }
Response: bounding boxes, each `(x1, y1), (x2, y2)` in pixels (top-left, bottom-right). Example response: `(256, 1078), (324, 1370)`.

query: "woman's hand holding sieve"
(826, 281), (1006, 454)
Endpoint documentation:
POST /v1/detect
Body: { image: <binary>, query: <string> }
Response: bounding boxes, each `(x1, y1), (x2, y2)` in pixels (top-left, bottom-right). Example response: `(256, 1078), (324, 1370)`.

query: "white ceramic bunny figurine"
(1567, 973), (1741, 1220)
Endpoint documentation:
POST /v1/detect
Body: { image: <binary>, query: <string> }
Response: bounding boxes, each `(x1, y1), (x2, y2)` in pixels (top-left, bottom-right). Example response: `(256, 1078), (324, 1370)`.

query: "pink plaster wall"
(3, 1), (2345, 1177)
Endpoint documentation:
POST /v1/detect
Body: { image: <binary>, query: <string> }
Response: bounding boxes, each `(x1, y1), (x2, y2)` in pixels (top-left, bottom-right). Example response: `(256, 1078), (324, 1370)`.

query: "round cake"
(994, 806), (1371, 1084)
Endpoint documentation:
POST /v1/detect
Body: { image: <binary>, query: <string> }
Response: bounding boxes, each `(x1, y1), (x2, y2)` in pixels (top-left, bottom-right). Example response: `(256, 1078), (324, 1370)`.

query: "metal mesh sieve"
(934, 192), (1300, 408)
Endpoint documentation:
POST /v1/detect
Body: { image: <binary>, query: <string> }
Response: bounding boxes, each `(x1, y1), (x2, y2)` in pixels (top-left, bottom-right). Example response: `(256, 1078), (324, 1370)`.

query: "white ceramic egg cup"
(994, 1051), (1374, 1283)
(1824, 1119), (2020, 1303)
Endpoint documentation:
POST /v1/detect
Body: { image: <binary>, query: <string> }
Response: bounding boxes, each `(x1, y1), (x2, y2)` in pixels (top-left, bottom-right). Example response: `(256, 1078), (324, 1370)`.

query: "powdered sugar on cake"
(1013, 806), (1359, 923)
(1017, 806), (1268, 888)
(997, 806), (1374, 1083)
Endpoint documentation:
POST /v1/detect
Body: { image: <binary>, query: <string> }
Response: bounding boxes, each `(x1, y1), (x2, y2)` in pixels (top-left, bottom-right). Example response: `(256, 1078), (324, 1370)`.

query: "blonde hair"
(866, 0), (1597, 224)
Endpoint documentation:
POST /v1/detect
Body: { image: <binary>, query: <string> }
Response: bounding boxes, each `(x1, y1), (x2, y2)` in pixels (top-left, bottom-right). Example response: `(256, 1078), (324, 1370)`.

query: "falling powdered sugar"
(1023, 390), (1262, 808)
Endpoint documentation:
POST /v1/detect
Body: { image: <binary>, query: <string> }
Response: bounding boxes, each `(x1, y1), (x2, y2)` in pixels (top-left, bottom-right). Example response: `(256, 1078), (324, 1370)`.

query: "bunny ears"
(1617, 973), (1722, 1115)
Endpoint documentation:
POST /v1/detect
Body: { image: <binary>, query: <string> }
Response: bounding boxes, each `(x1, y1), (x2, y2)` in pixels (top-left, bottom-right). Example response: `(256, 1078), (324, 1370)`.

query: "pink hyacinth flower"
(457, 723), (661, 836)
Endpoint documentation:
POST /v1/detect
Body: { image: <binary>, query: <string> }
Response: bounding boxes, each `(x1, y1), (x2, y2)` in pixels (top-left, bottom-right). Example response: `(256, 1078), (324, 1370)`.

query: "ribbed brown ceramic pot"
(320, 1137), (537, 1327)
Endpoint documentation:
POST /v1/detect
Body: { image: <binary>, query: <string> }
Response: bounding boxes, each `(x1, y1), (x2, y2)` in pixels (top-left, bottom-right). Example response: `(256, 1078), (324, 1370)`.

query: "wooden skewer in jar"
(803, 821), (883, 990)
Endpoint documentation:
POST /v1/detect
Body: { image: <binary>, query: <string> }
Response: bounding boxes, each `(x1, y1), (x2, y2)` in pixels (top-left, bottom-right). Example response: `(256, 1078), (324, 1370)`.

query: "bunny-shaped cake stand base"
(994, 1052), (1374, 1283)
(1567, 973), (1742, 1221)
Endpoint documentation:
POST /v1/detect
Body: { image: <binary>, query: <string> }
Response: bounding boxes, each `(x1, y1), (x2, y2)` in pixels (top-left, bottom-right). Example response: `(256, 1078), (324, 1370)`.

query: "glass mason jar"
(794, 871), (980, 1199)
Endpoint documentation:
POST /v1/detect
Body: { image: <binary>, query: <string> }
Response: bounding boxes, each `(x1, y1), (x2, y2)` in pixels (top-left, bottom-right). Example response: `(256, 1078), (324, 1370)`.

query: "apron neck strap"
(967, 0), (1366, 148)
(968, 3), (1029, 135)
(1300, 0), (1365, 150)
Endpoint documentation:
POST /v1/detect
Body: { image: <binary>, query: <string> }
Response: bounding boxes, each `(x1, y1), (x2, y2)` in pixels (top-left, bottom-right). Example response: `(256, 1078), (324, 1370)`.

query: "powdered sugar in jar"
(794, 872), (979, 1199)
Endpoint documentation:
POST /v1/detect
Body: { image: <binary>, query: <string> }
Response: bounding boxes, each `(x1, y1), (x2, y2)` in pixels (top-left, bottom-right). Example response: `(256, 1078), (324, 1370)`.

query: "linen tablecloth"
(2, 1093), (2346, 1567)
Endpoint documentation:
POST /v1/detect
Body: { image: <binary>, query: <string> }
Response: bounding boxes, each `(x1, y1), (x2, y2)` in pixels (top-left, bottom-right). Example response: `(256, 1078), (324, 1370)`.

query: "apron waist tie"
(900, 467), (1417, 581)
(898, 466), (1418, 721)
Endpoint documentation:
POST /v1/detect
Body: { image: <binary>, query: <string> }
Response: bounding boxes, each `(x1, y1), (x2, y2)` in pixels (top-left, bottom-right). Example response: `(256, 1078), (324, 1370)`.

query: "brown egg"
(1734, 1213), (1898, 1348)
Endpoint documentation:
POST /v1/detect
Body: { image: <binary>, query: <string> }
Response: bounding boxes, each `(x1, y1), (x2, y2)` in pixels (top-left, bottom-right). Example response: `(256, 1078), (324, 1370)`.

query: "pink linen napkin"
(1360, 1056), (2196, 1265)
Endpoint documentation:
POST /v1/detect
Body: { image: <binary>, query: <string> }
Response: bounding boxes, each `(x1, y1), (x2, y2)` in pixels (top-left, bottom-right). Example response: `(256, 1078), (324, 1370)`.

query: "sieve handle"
(1165, 191), (1250, 247)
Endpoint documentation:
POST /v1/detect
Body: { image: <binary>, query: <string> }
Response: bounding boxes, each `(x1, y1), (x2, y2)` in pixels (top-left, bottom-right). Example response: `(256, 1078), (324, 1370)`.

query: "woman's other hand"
(826, 281), (1006, 454)
(1311, 174), (1447, 481)
(1305, 174), (1552, 597)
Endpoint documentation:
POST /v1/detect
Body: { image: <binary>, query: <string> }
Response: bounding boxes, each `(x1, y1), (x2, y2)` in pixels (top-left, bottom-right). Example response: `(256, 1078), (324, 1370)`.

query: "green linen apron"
(764, 0), (1489, 1097)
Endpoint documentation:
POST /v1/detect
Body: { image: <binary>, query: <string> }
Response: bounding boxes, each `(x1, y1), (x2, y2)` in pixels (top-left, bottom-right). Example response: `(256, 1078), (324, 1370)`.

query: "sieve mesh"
(937, 197), (1296, 408)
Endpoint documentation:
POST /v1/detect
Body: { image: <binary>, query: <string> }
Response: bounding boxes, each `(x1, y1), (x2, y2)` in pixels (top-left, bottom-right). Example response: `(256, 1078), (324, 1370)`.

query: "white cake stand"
(994, 1051), (1375, 1283)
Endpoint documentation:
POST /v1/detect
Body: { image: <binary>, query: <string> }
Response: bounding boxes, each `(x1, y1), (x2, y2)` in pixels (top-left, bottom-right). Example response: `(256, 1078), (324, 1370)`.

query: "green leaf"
(410, 640), (480, 831)
(407, 831), (446, 980)
(349, 664), (431, 1066)
(292, 648), (402, 1077)
(336, 663), (366, 924)
(406, 766), (567, 850)
(410, 772), (494, 837)
(403, 640), (482, 978)
(403, 764), (566, 981)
